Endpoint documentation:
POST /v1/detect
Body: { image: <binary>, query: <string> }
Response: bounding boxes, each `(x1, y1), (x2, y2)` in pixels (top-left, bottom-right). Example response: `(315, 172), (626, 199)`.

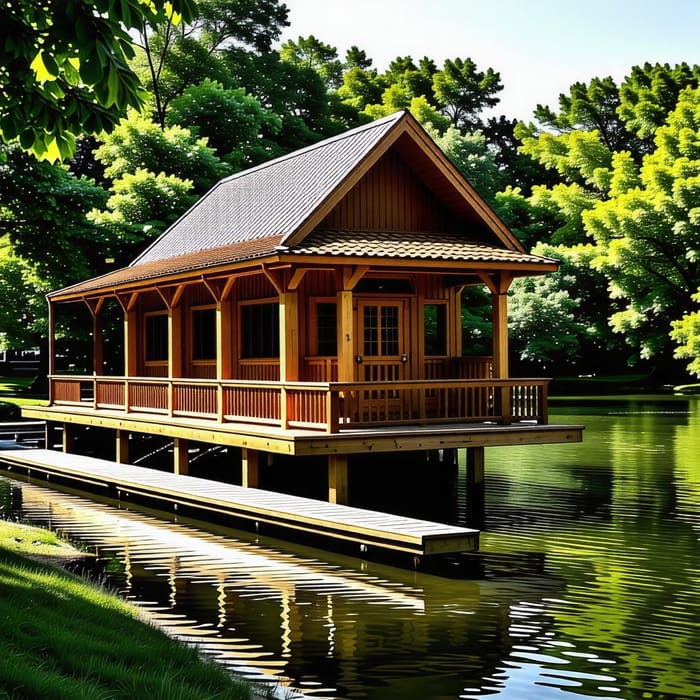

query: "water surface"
(1, 395), (698, 699)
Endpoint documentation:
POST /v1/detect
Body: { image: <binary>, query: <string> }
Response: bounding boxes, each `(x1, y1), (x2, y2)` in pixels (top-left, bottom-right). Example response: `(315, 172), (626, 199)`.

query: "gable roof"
(50, 111), (555, 300)
(132, 109), (523, 267)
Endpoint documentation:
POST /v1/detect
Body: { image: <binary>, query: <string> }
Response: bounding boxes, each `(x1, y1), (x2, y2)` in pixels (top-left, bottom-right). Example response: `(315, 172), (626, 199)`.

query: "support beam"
(241, 447), (259, 488)
(336, 290), (354, 382)
(169, 304), (183, 379)
(173, 437), (189, 475)
(124, 309), (138, 376)
(465, 446), (485, 529)
(116, 430), (129, 464)
(279, 291), (299, 381)
(328, 454), (349, 504)
(62, 424), (75, 454)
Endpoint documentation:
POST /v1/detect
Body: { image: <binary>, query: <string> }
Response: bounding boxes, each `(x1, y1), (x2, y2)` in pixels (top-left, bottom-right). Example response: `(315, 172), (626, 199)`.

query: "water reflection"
(1, 395), (699, 699)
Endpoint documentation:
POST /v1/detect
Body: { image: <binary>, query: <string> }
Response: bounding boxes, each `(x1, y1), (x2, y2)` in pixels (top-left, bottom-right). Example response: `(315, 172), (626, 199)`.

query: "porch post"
(169, 304), (183, 379)
(279, 291), (299, 381)
(490, 273), (513, 424)
(48, 300), (55, 404)
(124, 307), (138, 377)
(336, 291), (354, 382)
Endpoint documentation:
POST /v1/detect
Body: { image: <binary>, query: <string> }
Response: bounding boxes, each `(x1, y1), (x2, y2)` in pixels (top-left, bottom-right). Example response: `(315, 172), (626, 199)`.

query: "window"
(316, 302), (337, 355)
(145, 313), (168, 362)
(192, 307), (217, 360)
(363, 304), (400, 356)
(424, 303), (447, 355)
(242, 302), (279, 358)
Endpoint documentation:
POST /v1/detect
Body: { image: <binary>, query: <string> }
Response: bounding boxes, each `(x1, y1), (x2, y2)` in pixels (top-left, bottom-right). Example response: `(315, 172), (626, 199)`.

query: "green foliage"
(508, 243), (627, 371)
(431, 58), (503, 131)
(0, 240), (50, 349)
(94, 112), (231, 194)
(0, 143), (108, 285)
(167, 80), (282, 168)
(88, 169), (197, 247)
(430, 126), (501, 202)
(0, 0), (197, 161)
(281, 35), (344, 90)
(619, 62), (700, 141)
(584, 86), (700, 365)
(671, 292), (700, 376)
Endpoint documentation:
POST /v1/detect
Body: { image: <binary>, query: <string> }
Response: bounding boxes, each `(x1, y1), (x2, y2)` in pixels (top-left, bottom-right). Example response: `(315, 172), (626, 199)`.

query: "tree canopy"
(0, 0), (198, 161)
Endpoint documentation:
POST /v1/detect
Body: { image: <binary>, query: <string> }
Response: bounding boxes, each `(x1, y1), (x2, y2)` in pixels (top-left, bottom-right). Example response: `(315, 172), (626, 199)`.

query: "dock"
(0, 449), (479, 557)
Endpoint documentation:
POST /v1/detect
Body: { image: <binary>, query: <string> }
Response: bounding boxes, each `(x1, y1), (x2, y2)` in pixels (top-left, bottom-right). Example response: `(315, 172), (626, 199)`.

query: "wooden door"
(353, 300), (410, 422)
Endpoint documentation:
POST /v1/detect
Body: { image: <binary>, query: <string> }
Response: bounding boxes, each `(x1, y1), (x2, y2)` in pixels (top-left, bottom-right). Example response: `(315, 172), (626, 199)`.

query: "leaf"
(29, 52), (58, 82)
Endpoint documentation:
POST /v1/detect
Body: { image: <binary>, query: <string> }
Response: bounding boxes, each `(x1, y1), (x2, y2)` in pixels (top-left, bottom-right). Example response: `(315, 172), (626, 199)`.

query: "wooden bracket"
(343, 265), (369, 291)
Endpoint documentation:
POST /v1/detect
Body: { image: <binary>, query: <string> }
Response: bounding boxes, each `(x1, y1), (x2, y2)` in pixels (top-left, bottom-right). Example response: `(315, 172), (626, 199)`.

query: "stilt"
(465, 446), (485, 529)
(241, 447), (259, 488)
(116, 429), (129, 464)
(328, 454), (348, 504)
(173, 437), (189, 475)
(62, 423), (75, 454)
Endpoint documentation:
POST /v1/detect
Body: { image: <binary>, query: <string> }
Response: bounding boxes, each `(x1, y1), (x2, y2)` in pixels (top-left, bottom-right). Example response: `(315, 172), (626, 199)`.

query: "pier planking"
(0, 449), (478, 556)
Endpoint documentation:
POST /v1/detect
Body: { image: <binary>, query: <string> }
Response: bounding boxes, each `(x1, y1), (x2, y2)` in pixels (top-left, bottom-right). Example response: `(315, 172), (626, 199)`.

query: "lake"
(1, 394), (698, 699)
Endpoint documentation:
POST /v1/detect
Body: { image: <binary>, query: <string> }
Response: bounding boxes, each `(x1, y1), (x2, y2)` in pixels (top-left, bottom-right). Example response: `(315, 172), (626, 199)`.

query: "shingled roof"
(50, 111), (556, 300)
(133, 111), (410, 265)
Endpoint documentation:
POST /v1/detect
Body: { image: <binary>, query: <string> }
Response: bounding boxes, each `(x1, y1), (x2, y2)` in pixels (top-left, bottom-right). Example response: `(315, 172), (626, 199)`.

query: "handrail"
(49, 374), (550, 432)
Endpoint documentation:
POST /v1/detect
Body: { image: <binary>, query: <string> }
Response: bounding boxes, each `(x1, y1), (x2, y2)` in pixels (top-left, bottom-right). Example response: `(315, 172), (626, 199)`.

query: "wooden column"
(217, 298), (233, 380)
(169, 304), (183, 379)
(492, 291), (509, 379)
(328, 454), (348, 504)
(47, 300), (55, 404)
(124, 308), (138, 376)
(241, 447), (259, 488)
(173, 437), (189, 475)
(279, 291), (299, 381)
(336, 290), (355, 382)
(116, 430), (129, 464)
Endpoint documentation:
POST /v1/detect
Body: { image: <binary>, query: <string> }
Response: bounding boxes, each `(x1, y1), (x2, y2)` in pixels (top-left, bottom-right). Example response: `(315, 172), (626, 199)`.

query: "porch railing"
(50, 374), (549, 433)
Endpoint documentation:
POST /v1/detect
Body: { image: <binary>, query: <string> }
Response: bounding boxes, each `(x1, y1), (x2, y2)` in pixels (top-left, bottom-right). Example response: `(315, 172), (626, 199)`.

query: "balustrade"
(49, 373), (549, 432)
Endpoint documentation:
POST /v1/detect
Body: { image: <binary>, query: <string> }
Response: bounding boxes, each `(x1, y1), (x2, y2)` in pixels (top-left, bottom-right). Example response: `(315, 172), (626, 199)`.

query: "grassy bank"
(0, 521), (257, 699)
(0, 377), (46, 420)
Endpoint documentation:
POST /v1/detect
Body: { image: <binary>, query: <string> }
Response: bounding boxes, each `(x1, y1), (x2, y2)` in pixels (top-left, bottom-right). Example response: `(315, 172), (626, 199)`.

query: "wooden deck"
(23, 403), (583, 456)
(0, 448), (479, 557)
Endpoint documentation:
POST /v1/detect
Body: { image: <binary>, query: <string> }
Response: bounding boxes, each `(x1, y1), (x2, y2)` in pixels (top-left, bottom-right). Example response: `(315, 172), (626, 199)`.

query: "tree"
(135, 0), (289, 129)
(166, 80), (282, 169)
(431, 58), (503, 131)
(584, 86), (700, 370)
(0, 144), (108, 285)
(280, 36), (344, 90)
(671, 296), (700, 377)
(88, 112), (231, 263)
(0, 0), (197, 161)
(0, 240), (50, 352)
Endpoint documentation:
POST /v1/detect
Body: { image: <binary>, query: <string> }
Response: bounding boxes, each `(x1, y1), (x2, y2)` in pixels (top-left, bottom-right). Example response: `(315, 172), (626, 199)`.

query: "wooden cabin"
(24, 111), (582, 505)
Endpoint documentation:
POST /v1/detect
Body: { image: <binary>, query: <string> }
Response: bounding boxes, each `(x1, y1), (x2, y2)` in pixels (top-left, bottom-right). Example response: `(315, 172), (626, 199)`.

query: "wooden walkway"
(0, 449), (478, 557)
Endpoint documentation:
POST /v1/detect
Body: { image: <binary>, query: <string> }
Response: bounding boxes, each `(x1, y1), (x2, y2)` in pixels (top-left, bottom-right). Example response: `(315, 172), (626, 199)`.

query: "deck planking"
(0, 449), (478, 556)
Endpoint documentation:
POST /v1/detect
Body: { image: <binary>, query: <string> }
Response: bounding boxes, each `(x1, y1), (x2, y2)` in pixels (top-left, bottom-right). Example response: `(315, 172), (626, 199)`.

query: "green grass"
(0, 522), (258, 700)
(0, 376), (47, 419)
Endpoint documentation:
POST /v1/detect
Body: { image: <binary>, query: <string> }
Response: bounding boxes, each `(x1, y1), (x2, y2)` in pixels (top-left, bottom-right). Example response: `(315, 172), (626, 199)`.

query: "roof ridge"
(217, 110), (407, 186)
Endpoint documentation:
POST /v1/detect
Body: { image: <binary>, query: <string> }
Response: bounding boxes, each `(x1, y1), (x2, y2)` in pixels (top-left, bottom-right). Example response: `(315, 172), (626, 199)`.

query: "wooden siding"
(321, 150), (458, 232)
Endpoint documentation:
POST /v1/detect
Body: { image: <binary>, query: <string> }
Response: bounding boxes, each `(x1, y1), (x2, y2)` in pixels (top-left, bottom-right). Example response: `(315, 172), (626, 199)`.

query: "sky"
(277, 0), (700, 121)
